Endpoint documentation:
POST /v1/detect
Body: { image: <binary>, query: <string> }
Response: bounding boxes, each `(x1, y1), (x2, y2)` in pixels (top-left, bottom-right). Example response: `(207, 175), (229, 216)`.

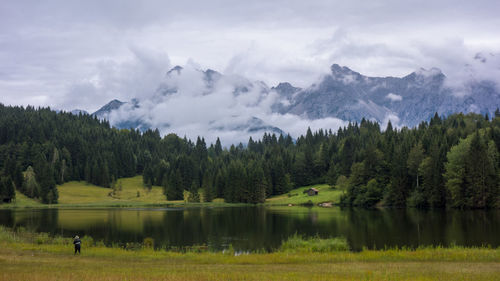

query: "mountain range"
(89, 62), (500, 136)
(276, 64), (499, 126)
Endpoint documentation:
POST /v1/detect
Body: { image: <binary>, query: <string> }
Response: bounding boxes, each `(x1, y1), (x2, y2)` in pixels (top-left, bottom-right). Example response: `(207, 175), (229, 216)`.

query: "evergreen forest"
(0, 104), (499, 208)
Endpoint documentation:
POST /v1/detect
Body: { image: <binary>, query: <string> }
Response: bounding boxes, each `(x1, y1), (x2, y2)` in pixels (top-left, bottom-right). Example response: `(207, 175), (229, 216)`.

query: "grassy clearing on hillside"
(266, 184), (344, 205)
(58, 176), (171, 205)
(1, 176), (238, 208)
(8, 191), (44, 207)
(2, 176), (175, 208)
(0, 226), (499, 281)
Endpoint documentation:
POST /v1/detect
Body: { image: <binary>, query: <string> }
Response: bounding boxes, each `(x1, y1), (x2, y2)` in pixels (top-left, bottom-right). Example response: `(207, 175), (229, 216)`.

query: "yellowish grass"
(58, 181), (117, 204)
(1, 176), (244, 208)
(113, 176), (170, 203)
(3, 177), (344, 208)
(0, 226), (499, 280)
(8, 191), (44, 207)
(57, 176), (168, 204)
(0, 240), (499, 281)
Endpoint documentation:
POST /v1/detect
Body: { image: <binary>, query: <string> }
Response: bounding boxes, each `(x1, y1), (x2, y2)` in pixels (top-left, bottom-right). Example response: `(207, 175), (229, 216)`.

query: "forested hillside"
(0, 104), (499, 208)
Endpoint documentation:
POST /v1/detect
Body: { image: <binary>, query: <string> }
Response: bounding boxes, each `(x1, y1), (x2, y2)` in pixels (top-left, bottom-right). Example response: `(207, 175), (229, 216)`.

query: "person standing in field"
(73, 235), (81, 254)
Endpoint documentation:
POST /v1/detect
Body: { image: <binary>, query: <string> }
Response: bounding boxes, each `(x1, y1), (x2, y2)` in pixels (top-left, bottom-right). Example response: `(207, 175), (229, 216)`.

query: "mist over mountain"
(91, 59), (500, 144)
(91, 65), (300, 145)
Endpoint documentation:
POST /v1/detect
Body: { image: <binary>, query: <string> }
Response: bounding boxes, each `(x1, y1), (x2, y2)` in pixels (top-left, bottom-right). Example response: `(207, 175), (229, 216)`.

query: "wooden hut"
(303, 188), (319, 196)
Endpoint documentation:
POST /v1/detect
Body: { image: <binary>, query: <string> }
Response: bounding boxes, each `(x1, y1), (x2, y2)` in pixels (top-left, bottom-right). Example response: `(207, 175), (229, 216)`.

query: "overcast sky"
(1, 0), (499, 113)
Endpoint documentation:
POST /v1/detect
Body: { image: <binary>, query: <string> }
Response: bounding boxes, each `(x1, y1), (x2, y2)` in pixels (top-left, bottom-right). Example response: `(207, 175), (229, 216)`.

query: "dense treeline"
(0, 104), (499, 208)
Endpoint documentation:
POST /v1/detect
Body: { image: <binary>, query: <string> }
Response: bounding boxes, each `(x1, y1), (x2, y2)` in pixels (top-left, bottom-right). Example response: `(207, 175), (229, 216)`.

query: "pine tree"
(465, 133), (496, 208)
(225, 161), (246, 203)
(0, 175), (15, 203)
(164, 169), (184, 200)
(385, 145), (409, 207)
(214, 137), (223, 156)
(214, 169), (226, 199)
(201, 172), (214, 202)
(246, 160), (267, 203)
(143, 163), (154, 189)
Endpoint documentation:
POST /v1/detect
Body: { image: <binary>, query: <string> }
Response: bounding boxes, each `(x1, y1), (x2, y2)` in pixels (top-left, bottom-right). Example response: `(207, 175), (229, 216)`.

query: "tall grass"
(280, 233), (349, 252)
(1, 226), (500, 281)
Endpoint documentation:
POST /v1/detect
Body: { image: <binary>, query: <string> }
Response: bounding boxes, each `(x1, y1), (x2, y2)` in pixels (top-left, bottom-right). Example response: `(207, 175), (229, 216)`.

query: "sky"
(1, 0), (500, 143)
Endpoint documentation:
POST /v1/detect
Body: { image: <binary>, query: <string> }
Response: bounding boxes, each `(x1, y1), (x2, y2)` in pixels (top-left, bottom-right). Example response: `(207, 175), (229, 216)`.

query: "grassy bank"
(2, 176), (343, 208)
(266, 184), (344, 206)
(0, 227), (499, 280)
(2, 176), (233, 208)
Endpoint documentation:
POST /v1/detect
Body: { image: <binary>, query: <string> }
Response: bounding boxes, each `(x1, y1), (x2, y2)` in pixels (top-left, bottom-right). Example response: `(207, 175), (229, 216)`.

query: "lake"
(0, 207), (499, 251)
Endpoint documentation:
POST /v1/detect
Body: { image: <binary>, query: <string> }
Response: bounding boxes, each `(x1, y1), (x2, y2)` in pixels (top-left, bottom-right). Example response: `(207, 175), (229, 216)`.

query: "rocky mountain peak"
(403, 67), (445, 84)
(167, 65), (183, 75)
(330, 64), (361, 76)
(204, 69), (222, 83)
(92, 99), (125, 118)
(329, 64), (363, 84)
(273, 82), (301, 96)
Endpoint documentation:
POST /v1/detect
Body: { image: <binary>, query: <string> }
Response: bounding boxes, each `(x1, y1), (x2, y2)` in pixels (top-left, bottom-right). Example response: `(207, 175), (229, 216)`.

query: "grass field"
(3, 176), (184, 208)
(8, 191), (45, 207)
(266, 184), (344, 205)
(57, 176), (175, 205)
(0, 226), (499, 281)
(2, 176), (343, 208)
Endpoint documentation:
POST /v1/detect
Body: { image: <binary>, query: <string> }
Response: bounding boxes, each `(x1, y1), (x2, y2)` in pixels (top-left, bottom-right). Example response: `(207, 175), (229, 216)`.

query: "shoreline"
(1, 226), (499, 281)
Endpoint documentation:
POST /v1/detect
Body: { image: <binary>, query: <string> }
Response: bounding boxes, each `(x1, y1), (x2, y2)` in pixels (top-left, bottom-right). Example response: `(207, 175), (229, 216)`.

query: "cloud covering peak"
(96, 59), (346, 145)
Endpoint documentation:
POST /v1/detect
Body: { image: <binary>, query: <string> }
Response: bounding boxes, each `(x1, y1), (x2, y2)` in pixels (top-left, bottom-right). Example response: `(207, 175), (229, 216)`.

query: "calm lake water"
(0, 207), (499, 251)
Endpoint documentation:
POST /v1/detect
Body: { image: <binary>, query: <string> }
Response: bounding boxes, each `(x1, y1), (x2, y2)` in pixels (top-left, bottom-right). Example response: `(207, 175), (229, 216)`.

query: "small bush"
(94, 240), (106, 247)
(81, 235), (94, 247)
(143, 237), (154, 248)
(35, 232), (50, 245)
(52, 236), (71, 245)
(224, 244), (235, 256)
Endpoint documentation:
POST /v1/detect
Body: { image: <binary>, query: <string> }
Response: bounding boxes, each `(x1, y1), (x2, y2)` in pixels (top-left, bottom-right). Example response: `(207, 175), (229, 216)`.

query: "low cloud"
(103, 62), (347, 145)
(381, 113), (400, 130)
(386, 93), (402, 101)
(60, 47), (171, 112)
(444, 52), (500, 94)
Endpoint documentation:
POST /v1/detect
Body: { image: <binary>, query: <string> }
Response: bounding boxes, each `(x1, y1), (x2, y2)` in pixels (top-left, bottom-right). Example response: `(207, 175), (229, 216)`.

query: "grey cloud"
(59, 47), (170, 112)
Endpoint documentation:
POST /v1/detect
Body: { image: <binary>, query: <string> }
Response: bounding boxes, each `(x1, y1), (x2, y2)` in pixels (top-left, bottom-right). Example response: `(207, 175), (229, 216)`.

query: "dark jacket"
(73, 238), (81, 247)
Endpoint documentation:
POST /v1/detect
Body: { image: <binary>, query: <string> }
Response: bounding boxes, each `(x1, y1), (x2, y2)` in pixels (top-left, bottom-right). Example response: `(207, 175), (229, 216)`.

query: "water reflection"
(0, 207), (498, 251)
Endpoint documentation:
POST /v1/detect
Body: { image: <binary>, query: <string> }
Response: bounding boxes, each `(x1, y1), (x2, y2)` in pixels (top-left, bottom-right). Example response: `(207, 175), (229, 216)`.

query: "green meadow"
(2, 176), (343, 208)
(266, 184), (344, 206)
(4, 176), (197, 208)
(0, 226), (499, 281)
(57, 176), (173, 205)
